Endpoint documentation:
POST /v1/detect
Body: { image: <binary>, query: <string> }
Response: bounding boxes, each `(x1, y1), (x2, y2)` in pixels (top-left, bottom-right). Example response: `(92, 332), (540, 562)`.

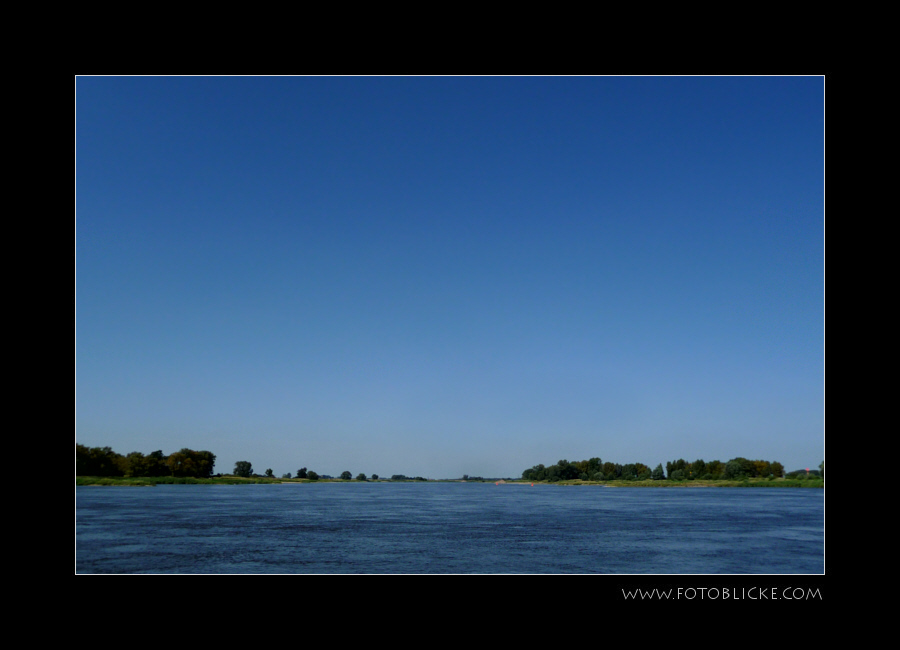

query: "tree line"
(231, 464), (377, 481)
(77, 444), (807, 483)
(76, 450), (386, 482)
(521, 456), (788, 482)
(76, 445), (216, 478)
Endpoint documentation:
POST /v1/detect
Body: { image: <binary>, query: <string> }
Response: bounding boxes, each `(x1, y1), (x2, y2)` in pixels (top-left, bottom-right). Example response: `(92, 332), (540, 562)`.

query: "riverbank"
(76, 476), (291, 486)
(532, 477), (823, 488)
(75, 476), (823, 488)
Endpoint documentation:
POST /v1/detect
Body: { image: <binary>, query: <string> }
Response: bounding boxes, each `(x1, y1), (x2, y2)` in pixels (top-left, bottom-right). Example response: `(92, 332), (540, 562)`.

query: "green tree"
(307, 471), (319, 481)
(167, 449), (216, 478)
(234, 461), (253, 477)
(706, 460), (724, 478)
(340, 471), (352, 480)
(651, 464), (665, 480)
(668, 459), (687, 476)
(123, 451), (170, 477)
(371, 474), (379, 480)
(691, 459), (707, 478)
(356, 473), (367, 481)
(76, 445), (125, 477)
(123, 451), (148, 477)
(556, 460), (580, 480)
(723, 459), (749, 479)
(296, 467), (308, 479)
(265, 468), (274, 477)
(522, 465), (547, 481)
(146, 450), (169, 476)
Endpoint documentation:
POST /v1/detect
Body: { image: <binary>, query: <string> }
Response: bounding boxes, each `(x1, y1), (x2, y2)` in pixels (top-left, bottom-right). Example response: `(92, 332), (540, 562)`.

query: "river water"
(75, 483), (824, 574)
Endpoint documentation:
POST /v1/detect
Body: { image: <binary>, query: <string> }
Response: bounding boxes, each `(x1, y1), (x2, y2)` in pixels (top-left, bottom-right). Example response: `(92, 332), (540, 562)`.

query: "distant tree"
(167, 449), (216, 478)
(592, 472), (605, 481)
(750, 460), (770, 477)
(234, 461), (253, 477)
(123, 451), (170, 477)
(296, 467), (308, 479)
(282, 472), (292, 479)
(691, 459), (707, 478)
(146, 450), (169, 476)
(723, 460), (743, 479)
(371, 474), (379, 480)
(356, 473), (367, 481)
(522, 464), (546, 481)
(76, 445), (125, 477)
(340, 471), (352, 480)
(667, 459), (687, 477)
(556, 460), (580, 480)
(651, 464), (665, 480)
(123, 451), (148, 477)
(723, 458), (753, 480)
(819, 461), (824, 478)
(265, 468), (274, 477)
(706, 460), (725, 479)
(307, 471), (319, 481)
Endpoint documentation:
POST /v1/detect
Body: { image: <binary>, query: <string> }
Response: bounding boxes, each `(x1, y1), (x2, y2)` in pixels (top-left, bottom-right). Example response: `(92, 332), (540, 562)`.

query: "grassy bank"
(519, 477), (824, 488)
(77, 475), (289, 486)
(77, 476), (823, 487)
(76, 476), (403, 486)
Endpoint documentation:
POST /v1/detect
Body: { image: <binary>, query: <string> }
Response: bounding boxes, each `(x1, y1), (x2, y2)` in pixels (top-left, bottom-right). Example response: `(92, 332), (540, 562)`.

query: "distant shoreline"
(75, 476), (824, 488)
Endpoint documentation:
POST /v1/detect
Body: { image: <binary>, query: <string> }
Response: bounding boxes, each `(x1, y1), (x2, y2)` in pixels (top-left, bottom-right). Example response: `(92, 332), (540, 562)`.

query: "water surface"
(76, 483), (824, 574)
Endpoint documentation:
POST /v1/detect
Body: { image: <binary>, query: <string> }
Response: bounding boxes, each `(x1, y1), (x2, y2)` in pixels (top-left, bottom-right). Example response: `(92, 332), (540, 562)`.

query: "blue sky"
(76, 76), (824, 478)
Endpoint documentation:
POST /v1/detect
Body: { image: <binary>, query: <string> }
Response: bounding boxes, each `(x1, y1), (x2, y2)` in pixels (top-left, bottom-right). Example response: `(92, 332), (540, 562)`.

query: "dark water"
(75, 483), (824, 574)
